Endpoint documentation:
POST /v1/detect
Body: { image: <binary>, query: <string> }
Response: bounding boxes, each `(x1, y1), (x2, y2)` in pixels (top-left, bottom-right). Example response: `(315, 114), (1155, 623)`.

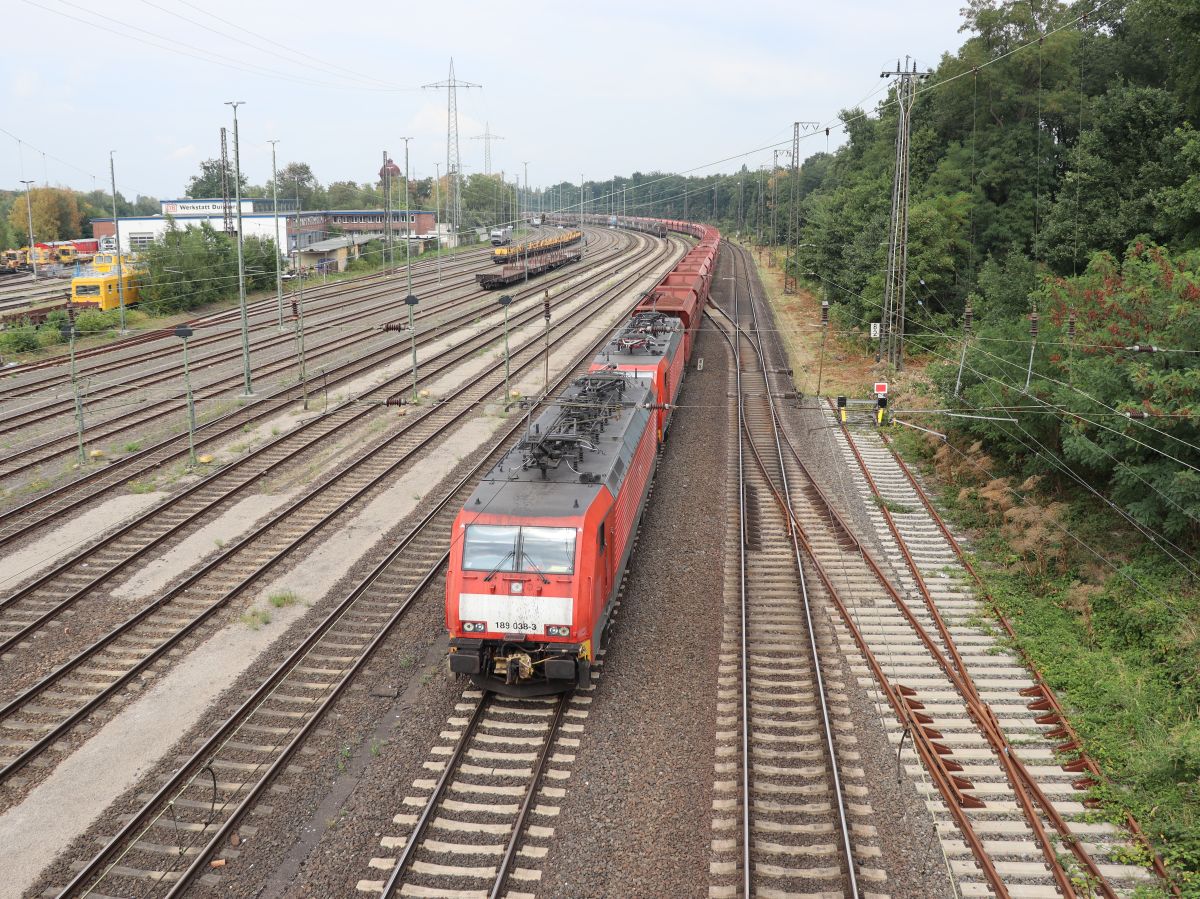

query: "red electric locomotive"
(446, 374), (657, 694)
(445, 215), (720, 695)
(589, 311), (684, 444)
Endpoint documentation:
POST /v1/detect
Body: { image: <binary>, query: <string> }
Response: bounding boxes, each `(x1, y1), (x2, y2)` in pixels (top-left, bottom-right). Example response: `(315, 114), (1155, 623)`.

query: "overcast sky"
(5, 1), (968, 202)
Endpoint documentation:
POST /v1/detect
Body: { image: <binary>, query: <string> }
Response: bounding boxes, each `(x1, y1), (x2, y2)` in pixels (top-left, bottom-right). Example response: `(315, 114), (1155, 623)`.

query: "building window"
(129, 233), (155, 249)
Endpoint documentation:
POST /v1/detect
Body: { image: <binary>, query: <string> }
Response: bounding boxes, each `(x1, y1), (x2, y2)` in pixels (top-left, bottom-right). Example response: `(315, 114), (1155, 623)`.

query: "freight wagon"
(476, 249), (581, 289)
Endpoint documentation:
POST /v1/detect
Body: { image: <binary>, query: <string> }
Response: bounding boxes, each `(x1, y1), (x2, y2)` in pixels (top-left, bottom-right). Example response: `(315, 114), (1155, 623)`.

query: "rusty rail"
(878, 428), (1179, 895)
(710, 286), (1007, 898)
(831, 402), (1108, 898)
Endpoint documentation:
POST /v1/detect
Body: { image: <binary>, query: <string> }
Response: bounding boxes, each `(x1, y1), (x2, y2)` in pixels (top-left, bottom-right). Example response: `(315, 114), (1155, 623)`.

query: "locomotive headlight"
(546, 625), (569, 637)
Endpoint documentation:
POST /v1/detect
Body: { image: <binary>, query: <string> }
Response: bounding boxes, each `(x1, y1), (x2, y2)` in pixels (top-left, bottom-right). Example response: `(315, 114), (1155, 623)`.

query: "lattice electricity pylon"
(471, 122), (505, 175)
(423, 59), (480, 239)
(879, 57), (931, 370)
(219, 127), (233, 235)
(784, 121), (820, 294)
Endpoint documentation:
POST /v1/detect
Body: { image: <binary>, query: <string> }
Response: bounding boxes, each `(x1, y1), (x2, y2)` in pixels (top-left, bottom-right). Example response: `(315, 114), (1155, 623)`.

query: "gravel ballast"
(535, 318), (729, 898)
(731, 242), (956, 898)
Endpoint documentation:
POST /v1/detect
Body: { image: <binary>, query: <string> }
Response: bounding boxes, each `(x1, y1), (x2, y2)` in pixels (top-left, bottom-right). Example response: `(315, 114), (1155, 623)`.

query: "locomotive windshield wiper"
(521, 553), (551, 585)
(482, 550), (515, 582)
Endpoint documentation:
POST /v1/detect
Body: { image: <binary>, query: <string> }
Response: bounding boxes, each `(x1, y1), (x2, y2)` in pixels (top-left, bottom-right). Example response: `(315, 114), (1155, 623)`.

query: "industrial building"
(91, 199), (438, 256)
(297, 235), (375, 273)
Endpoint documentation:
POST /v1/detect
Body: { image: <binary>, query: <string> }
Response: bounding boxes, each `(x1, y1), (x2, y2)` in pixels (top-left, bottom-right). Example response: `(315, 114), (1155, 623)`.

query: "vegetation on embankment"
(748, 6), (1200, 882)
(779, 0), (1200, 542)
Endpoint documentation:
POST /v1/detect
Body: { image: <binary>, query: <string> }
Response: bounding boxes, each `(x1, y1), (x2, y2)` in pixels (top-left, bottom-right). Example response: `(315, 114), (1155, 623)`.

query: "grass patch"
(122, 441), (142, 453)
(127, 478), (157, 494)
(22, 477), (51, 495)
(871, 494), (915, 515)
(268, 590), (300, 609)
(978, 560), (1200, 891)
(240, 609), (271, 630)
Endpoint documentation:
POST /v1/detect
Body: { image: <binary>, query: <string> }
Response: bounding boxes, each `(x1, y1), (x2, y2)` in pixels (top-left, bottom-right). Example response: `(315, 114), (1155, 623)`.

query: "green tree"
(274, 161), (320, 208)
(134, 220), (279, 314)
(6, 187), (82, 243)
(325, 180), (366, 209)
(186, 158), (248, 199)
(1040, 86), (1190, 272)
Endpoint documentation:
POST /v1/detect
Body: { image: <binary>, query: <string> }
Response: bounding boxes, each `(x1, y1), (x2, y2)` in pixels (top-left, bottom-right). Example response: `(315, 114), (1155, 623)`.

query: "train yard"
(0, 221), (1176, 899)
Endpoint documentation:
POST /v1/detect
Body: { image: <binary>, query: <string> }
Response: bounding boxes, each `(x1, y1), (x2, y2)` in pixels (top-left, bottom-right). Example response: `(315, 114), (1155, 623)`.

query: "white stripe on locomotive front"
(458, 593), (575, 629)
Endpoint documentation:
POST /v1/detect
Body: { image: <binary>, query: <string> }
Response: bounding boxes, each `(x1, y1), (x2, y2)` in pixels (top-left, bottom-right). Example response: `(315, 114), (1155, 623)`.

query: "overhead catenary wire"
(140, 0), (406, 91)
(13, 0), (1111, 240)
(23, 0), (423, 93)
(11, 0), (1113, 227)
(905, 337), (1200, 572)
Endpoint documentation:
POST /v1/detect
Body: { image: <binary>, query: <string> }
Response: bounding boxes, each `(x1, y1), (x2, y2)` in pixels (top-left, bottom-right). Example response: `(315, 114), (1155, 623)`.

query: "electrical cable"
(807, 268), (1200, 464)
(13, 0), (1116, 223)
(145, 0), (404, 90)
(24, 0), (421, 93)
(738, 249), (1200, 613)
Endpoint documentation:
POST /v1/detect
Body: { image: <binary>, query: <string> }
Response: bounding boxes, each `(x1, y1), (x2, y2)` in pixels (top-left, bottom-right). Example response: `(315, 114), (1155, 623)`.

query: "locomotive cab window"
(463, 525), (576, 575)
(519, 527), (576, 575)
(462, 525), (519, 572)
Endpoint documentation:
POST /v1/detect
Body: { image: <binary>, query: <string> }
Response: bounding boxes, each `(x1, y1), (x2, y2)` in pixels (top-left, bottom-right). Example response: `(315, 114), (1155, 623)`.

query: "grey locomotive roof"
(591, 315), (682, 369)
(465, 377), (652, 519)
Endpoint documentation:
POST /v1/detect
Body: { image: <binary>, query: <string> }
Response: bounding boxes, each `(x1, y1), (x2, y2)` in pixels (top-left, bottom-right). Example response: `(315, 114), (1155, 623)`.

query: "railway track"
(0, 238), (647, 670)
(707, 248), (868, 898)
(824, 404), (1166, 897)
(0, 246), (530, 480)
(0, 232), (625, 544)
(0, 247), (492, 388)
(0, 231), (678, 806)
(0, 277), (70, 314)
(0, 231), (646, 632)
(0, 248), (490, 419)
(364, 690), (576, 899)
(51, 244), (650, 898)
(712, 242), (1164, 897)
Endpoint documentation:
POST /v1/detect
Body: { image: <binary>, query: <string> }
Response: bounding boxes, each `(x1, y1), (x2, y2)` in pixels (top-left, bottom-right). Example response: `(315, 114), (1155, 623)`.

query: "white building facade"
(92, 197), (300, 253)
